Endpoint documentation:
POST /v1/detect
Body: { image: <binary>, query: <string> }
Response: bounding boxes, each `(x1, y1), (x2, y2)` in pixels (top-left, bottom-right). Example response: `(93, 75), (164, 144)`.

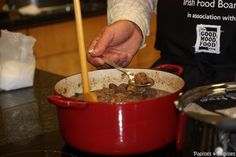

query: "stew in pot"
(72, 72), (170, 103)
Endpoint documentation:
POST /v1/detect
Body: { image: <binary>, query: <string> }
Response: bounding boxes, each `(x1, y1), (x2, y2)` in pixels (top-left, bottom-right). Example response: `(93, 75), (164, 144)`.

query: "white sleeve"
(107, 0), (157, 48)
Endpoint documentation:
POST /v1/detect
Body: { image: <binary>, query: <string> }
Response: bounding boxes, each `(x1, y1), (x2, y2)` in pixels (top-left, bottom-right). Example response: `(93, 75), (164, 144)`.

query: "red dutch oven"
(48, 65), (185, 155)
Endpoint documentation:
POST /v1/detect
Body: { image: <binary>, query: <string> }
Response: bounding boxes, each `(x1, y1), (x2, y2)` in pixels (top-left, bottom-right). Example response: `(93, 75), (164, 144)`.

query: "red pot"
(48, 66), (185, 155)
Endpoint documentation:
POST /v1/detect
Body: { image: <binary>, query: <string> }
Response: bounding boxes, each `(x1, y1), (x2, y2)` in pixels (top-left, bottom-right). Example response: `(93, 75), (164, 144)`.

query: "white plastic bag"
(0, 30), (36, 91)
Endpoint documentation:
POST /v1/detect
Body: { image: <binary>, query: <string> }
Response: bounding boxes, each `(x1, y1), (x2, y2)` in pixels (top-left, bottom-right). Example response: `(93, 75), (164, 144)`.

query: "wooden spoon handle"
(73, 0), (97, 102)
(73, 0), (90, 93)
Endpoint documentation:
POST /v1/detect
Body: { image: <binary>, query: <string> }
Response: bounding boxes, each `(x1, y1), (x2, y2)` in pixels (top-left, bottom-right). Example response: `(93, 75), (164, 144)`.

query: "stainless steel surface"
(175, 82), (236, 124)
(176, 82), (236, 156)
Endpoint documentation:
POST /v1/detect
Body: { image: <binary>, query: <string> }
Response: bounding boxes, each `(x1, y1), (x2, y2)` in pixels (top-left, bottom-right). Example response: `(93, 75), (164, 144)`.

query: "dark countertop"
(0, 70), (182, 157)
(0, 2), (107, 30)
(0, 70), (64, 154)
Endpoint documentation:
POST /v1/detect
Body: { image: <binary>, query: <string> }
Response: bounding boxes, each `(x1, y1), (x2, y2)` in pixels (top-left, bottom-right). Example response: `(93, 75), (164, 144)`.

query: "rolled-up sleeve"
(107, 0), (157, 47)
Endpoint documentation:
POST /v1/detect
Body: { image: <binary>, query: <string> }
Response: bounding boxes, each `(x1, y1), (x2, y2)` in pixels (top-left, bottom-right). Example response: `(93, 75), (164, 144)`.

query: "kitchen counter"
(0, 2), (107, 30)
(0, 70), (64, 155)
(0, 70), (182, 157)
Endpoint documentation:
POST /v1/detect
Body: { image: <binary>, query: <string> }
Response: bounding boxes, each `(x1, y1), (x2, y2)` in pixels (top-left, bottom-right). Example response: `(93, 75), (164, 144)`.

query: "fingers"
(87, 28), (112, 67)
(87, 21), (140, 68)
(87, 49), (105, 67)
(88, 33), (103, 54)
(88, 48), (130, 68)
(103, 51), (130, 67)
(88, 28), (112, 56)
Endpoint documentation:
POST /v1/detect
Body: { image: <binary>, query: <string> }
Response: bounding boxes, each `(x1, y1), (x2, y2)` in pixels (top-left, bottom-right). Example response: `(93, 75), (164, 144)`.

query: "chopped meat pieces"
(134, 72), (154, 86)
(73, 83), (169, 103)
(72, 72), (169, 103)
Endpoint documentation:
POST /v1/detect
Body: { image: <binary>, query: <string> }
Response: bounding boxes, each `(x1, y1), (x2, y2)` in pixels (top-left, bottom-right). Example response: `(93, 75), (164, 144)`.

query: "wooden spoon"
(73, 0), (97, 102)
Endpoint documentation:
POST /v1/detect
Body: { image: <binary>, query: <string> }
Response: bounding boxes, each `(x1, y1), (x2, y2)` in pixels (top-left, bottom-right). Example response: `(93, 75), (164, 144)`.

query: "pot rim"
(49, 80), (183, 109)
(175, 82), (236, 125)
(51, 68), (185, 106)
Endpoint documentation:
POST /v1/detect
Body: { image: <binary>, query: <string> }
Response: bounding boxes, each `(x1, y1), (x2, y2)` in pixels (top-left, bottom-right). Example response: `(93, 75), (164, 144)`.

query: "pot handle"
(47, 95), (89, 109)
(155, 64), (184, 76)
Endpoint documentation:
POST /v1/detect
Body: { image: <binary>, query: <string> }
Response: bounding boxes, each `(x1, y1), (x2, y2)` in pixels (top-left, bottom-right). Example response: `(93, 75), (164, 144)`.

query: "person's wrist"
(124, 20), (144, 48)
(112, 20), (143, 39)
(126, 20), (143, 39)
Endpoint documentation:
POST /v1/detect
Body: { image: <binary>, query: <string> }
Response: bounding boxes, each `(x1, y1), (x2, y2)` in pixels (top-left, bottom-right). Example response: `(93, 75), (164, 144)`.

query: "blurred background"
(0, 0), (160, 76)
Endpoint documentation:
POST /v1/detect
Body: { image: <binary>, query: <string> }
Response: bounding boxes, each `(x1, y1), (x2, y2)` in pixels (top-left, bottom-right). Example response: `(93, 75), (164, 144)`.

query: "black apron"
(151, 0), (236, 90)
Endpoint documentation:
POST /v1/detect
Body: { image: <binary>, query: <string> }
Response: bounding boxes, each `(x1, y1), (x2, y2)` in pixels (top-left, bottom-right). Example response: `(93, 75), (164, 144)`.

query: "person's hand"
(87, 20), (143, 68)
